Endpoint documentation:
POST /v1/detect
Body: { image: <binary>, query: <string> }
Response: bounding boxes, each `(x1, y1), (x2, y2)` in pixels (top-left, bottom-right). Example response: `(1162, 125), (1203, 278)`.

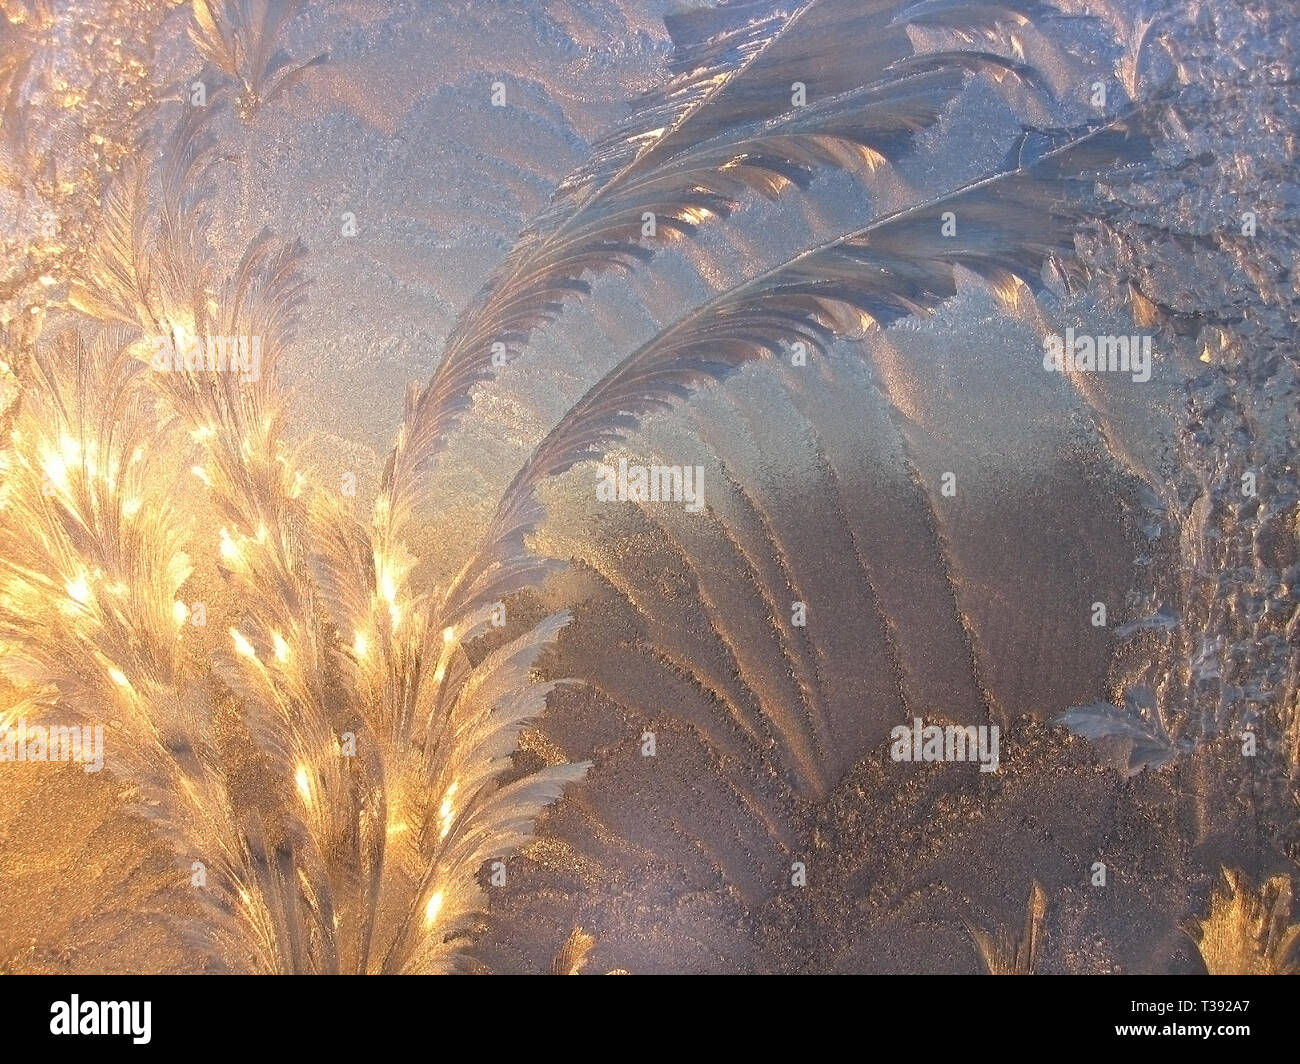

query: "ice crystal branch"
(188, 0), (326, 120)
(967, 881), (1048, 974)
(1187, 869), (1300, 975)
(374, 0), (1057, 575)
(0, 330), (276, 968)
(41, 77), (587, 969)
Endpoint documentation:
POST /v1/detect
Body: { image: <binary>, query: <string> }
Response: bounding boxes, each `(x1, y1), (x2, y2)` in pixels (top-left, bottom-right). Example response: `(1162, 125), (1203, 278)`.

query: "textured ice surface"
(0, 0), (1296, 973)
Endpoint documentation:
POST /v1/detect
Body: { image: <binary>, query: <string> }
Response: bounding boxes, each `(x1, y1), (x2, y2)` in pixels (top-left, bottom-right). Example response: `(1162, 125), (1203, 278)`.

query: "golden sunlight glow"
(424, 890), (444, 928)
(295, 765), (311, 803)
(41, 450), (69, 490)
(65, 572), (91, 605)
(173, 601), (189, 625)
(272, 631), (290, 663)
(230, 628), (257, 659)
(353, 631), (369, 657)
(122, 496), (142, 518)
(108, 667), (131, 689)
(218, 527), (241, 562)
(438, 780), (458, 840)
(442, 626), (455, 644)
(191, 465), (212, 487)
(380, 565), (402, 628)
